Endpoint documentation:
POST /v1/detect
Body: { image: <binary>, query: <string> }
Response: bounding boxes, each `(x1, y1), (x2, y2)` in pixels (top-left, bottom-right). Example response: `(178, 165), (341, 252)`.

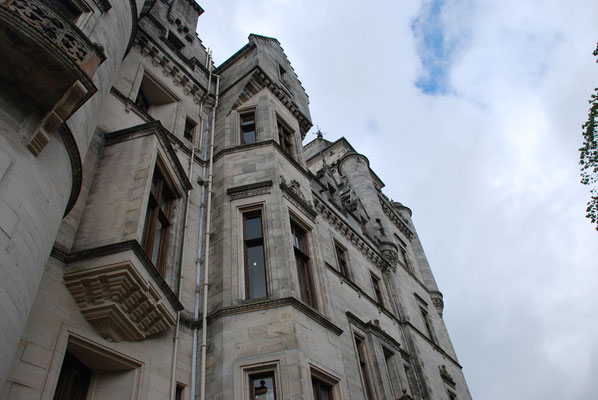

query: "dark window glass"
(334, 242), (349, 277)
(143, 168), (174, 276)
(135, 88), (151, 113)
(291, 221), (317, 308)
(53, 351), (92, 400)
(175, 385), (184, 400)
(244, 211), (267, 299)
(241, 112), (256, 144)
(277, 120), (293, 157)
(249, 372), (276, 400)
(371, 273), (384, 307)
(312, 377), (334, 400)
(421, 308), (435, 342)
(184, 118), (196, 142)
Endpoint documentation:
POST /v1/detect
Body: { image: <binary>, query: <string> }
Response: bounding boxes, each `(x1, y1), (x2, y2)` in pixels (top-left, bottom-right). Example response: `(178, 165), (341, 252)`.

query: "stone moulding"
(227, 180), (272, 201)
(0, 0), (106, 78)
(280, 177), (318, 221)
(64, 261), (177, 342)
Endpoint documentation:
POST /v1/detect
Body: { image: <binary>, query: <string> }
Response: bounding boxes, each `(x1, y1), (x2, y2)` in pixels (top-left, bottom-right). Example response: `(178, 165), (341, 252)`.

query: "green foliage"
(580, 43), (598, 230)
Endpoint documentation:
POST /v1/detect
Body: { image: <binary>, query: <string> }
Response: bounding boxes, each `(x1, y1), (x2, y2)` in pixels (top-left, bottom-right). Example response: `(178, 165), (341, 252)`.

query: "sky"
(195, 1), (598, 398)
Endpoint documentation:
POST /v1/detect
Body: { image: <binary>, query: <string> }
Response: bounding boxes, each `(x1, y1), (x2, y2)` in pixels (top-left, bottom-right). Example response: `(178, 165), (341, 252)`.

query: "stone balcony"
(0, 0), (105, 154)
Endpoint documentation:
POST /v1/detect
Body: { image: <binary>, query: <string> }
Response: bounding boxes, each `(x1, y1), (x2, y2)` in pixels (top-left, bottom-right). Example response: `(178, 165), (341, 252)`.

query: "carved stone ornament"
(1, 0), (104, 77)
(439, 365), (456, 388)
(64, 261), (176, 342)
(431, 296), (445, 317)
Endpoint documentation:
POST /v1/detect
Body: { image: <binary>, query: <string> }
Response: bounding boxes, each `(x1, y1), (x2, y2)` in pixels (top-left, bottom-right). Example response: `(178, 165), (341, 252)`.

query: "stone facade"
(0, 1), (471, 399)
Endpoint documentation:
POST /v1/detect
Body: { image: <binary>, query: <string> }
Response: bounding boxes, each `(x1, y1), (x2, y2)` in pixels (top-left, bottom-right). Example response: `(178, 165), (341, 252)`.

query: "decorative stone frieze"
(64, 261), (176, 342)
(280, 177), (318, 221)
(313, 195), (391, 271)
(1, 0), (105, 78)
(430, 290), (445, 317)
(227, 180), (272, 201)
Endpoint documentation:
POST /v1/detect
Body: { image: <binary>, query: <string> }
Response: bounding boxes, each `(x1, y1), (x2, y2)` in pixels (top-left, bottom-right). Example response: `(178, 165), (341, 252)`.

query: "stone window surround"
(43, 328), (147, 399)
(236, 201), (271, 301)
(240, 360), (281, 400)
(242, 206), (268, 300)
(309, 363), (341, 400)
(236, 106), (258, 146)
(288, 210), (319, 311)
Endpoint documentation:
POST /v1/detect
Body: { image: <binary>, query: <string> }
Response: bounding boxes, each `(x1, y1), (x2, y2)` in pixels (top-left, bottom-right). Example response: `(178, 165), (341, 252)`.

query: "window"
(403, 364), (417, 397)
(184, 117), (196, 143)
(354, 334), (375, 400)
(420, 307), (435, 342)
(400, 247), (412, 271)
(334, 241), (349, 277)
(278, 64), (288, 86)
(175, 384), (185, 400)
(244, 210), (267, 299)
(277, 119), (294, 158)
(383, 348), (401, 398)
(291, 220), (317, 308)
(167, 31), (186, 51)
(143, 167), (175, 276)
(371, 273), (384, 307)
(53, 351), (92, 400)
(312, 377), (334, 400)
(249, 371), (277, 400)
(135, 73), (178, 116)
(240, 111), (256, 144)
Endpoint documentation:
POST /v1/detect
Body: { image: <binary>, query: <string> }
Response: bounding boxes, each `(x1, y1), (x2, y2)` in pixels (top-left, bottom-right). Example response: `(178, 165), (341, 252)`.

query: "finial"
(314, 126), (325, 140)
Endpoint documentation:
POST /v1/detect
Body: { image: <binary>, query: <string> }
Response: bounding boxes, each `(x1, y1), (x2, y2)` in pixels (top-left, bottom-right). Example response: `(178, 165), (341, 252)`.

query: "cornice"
(379, 195), (414, 240)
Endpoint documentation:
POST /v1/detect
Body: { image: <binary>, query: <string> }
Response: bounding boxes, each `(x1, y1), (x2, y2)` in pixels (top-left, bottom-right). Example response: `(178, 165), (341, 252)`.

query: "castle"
(0, 0), (471, 399)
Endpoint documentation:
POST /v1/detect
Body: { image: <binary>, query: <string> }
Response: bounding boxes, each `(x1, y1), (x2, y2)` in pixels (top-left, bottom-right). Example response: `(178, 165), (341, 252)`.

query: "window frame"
(290, 218), (317, 309)
(419, 306), (436, 343)
(184, 117), (197, 144)
(277, 117), (295, 158)
(142, 165), (176, 276)
(243, 208), (268, 299)
(334, 240), (350, 278)
(240, 110), (257, 145)
(354, 333), (376, 400)
(242, 362), (281, 400)
(370, 272), (385, 307)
